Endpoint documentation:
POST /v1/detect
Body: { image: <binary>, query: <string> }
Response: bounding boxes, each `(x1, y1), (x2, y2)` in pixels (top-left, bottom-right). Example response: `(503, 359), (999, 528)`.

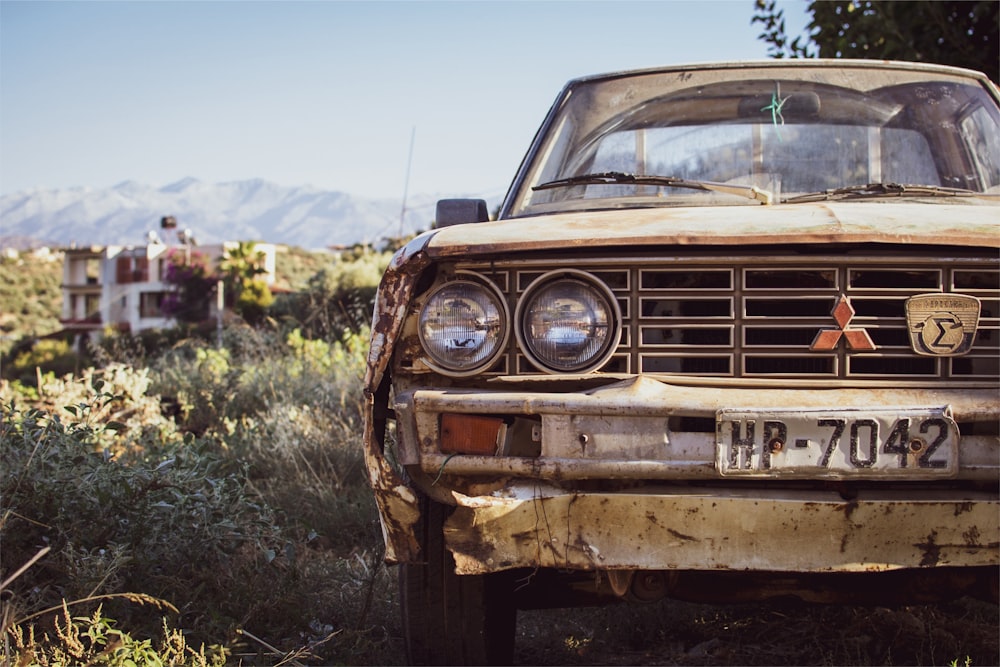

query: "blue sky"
(0, 0), (810, 200)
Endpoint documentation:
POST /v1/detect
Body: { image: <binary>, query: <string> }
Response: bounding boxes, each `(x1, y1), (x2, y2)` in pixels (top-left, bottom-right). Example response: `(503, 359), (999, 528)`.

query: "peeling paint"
(426, 202), (1000, 257)
(917, 532), (942, 567)
(442, 489), (998, 575)
(361, 233), (435, 563)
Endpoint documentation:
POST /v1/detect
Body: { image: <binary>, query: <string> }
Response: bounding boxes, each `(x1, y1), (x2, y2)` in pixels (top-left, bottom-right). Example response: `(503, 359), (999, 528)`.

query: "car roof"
(565, 59), (995, 88)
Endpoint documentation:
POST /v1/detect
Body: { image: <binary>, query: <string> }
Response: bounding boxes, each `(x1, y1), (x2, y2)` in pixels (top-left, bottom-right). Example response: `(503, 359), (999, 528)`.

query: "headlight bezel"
(515, 269), (621, 374)
(417, 274), (510, 377)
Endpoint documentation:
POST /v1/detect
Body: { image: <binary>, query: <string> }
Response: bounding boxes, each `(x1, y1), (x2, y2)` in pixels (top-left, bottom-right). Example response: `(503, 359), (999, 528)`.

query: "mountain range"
(0, 178), (501, 250)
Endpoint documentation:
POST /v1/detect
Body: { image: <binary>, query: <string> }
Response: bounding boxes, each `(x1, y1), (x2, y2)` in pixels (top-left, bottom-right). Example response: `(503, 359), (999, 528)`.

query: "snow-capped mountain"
(0, 178), (496, 250)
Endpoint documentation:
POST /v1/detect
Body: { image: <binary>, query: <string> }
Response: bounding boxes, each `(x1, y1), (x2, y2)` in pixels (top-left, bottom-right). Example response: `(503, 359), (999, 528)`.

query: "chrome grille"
(457, 256), (1000, 382)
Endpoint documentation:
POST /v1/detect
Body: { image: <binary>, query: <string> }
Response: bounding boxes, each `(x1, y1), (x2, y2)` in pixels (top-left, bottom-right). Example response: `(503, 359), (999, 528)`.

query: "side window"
(960, 105), (1000, 191)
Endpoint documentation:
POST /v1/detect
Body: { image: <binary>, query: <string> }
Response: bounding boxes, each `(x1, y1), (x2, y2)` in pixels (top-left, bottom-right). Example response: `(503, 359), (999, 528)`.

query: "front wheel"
(399, 497), (516, 665)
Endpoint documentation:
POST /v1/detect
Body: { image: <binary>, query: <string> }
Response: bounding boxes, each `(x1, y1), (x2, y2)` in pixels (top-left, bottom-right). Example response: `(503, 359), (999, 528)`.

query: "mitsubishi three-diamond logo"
(810, 295), (876, 351)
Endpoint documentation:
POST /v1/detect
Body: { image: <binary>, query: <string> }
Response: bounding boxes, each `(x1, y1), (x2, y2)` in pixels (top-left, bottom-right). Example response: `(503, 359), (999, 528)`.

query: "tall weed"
(219, 327), (377, 552)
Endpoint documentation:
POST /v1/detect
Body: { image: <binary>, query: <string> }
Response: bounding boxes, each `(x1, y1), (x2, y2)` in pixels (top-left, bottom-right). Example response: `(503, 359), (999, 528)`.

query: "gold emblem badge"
(905, 293), (981, 356)
(810, 295), (876, 351)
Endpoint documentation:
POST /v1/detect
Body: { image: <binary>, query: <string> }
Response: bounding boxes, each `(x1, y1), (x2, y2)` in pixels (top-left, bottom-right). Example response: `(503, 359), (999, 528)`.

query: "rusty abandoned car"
(361, 60), (1000, 664)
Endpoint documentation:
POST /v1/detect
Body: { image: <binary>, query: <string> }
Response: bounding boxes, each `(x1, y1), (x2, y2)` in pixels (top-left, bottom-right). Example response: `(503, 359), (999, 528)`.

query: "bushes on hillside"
(0, 253), (62, 356)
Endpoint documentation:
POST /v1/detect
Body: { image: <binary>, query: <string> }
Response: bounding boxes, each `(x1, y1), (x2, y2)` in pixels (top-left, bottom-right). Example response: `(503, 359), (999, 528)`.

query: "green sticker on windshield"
(761, 82), (788, 141)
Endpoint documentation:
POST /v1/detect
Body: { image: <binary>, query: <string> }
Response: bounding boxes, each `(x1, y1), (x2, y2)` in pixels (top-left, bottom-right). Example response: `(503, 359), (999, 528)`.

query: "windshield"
(505, 63), (1000, 216)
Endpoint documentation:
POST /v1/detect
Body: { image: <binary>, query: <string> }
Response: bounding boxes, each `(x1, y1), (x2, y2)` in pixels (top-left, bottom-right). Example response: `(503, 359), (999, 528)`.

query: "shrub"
(270, 249), (391, 340)
(1, 364), (175, 456)
(4, 337), (79, 384)
(0, 396), (296, 652)
(149, 342), (243, 436)
(168, 326), (377, 551)
(234, 277), (274, 324)
(89, 327), (190, 369)
(161, 249), (216, 323)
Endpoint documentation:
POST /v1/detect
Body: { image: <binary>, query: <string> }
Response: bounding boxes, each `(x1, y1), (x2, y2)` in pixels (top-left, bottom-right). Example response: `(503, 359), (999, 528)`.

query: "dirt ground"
(360, 563), (996, 666)
(511, 597), (998, 666)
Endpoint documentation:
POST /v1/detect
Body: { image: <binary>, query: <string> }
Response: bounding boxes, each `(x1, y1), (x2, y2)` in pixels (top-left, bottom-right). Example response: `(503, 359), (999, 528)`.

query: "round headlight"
(517, 271), (620, 373)
(419, 279), (508, 376)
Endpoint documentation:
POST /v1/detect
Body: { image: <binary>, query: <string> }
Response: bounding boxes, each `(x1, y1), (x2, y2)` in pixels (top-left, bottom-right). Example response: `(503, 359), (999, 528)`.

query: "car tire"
(400, 496), (517, 665)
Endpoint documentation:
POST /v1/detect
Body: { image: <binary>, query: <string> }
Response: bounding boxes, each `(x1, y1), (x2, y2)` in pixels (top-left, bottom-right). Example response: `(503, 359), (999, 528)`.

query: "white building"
(60, 239), (276, 346)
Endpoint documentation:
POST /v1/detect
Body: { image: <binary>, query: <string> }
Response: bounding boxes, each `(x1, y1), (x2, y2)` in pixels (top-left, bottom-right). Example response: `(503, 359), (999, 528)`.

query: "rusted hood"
(426, 199), (1000, 256)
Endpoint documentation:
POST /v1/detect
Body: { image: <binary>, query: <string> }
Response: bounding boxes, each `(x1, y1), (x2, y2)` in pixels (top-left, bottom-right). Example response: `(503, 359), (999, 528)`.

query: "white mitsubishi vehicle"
(361, 60), (999, 665)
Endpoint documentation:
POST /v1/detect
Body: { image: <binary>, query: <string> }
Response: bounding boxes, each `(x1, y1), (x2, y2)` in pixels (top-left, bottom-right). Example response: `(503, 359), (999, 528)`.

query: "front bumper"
(443, 486), (998, 575)
(395, 377), (999, 481)
(372, 376), (999, 573)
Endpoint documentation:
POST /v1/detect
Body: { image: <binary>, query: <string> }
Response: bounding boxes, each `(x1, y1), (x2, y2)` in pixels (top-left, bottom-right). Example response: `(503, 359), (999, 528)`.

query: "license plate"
(716, 408), (959, 478)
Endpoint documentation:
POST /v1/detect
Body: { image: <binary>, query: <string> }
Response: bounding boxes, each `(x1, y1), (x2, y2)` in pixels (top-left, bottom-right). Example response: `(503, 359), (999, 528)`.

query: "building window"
(86, 258), (100, 285)
(117, 257), (132, 283)
(140, 292), (166, 318)
(117, 256), (151, 283)
(85, 295), (101, 322)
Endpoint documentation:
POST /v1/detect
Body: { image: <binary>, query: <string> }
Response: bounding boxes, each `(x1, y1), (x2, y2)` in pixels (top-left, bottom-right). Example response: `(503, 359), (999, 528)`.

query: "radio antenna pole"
(399, 126), (415, 238)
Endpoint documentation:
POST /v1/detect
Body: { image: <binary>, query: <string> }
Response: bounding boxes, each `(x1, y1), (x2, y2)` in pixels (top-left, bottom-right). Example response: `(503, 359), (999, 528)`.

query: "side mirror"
(434, 199), (489, 228)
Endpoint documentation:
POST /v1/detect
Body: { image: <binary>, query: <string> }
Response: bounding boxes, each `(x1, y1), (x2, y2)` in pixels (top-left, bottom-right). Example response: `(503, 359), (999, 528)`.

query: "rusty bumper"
(443, 486), (999, 575)
(371, 377), (998, 572)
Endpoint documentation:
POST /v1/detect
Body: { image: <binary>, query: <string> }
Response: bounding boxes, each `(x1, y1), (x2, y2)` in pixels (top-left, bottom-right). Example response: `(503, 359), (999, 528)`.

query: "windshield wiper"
(532, 171), (774, 205)
(783, 182), (978, 203)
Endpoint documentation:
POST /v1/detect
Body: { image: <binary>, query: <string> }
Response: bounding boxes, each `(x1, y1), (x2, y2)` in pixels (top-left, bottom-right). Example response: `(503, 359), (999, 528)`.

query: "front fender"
(362, 232), (435, 562)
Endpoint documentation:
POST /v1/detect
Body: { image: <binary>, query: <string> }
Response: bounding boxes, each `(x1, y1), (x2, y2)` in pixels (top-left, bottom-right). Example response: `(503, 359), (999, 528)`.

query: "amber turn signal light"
(440, 413), (506, 455)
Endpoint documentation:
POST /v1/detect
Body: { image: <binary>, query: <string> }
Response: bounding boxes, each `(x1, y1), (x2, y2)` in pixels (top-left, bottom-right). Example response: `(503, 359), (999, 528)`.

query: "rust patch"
(363, 233), (433, 395)
(362, 234), (434, 564)
(667, 528), (697, 542)
(954, 501), (975, 516)
(571, 533), (600, 565)
(916, 531), (941, 567)
(426, 202), (1000, 256)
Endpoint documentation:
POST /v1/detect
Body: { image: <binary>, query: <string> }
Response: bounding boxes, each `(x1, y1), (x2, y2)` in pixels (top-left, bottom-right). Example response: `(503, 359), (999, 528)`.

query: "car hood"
(425, 199), (1000, 256)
